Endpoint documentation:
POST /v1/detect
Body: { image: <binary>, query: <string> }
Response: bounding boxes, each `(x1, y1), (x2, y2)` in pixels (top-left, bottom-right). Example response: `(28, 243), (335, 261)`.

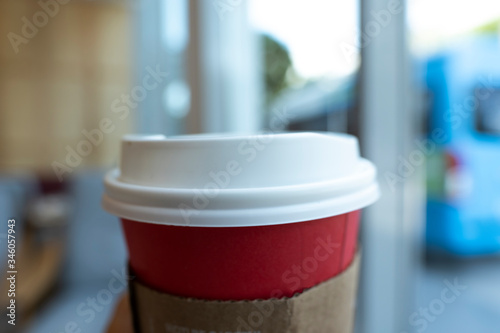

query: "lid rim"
(102, 183), (379, 227)
(103, 159), (376, 208)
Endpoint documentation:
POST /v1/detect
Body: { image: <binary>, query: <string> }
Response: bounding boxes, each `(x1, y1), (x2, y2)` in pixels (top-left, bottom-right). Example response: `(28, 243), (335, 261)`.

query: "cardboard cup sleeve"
(129, 252), (361, 333)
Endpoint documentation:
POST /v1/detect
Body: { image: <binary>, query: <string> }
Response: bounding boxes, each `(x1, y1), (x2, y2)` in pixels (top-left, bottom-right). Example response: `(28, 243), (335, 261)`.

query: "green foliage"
(263, 35), (292, 105)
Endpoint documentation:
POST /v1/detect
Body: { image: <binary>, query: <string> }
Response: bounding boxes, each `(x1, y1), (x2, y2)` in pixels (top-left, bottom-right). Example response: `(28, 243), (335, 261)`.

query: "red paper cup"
(103, 133), (378, 301)
(121, 210), (360, 300)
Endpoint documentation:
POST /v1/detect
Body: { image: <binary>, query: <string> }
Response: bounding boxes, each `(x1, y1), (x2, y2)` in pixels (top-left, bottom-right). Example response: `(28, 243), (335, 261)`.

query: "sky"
(249, 0), (500, 77)
(249, 0), (359, 79)
(408, 0), (500, 53)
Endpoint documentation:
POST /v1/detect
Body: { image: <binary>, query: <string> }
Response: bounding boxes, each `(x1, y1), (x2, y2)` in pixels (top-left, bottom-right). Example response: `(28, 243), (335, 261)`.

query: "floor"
(412, 255), (500, 333)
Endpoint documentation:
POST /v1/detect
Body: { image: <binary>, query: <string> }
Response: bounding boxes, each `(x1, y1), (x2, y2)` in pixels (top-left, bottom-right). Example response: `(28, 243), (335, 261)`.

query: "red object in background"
(121, 210), (360, 301)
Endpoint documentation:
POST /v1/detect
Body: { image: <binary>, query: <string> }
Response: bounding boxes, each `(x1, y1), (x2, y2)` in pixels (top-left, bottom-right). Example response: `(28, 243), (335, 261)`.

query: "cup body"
(121, 210), (360, 300)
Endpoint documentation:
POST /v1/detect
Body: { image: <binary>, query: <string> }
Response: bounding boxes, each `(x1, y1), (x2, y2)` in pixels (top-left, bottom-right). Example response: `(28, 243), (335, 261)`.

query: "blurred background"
(1, 0), (500, 332)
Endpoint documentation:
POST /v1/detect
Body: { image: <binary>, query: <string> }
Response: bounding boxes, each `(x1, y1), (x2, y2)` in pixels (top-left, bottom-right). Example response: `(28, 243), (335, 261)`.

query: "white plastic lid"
(102, 132), (379, 227)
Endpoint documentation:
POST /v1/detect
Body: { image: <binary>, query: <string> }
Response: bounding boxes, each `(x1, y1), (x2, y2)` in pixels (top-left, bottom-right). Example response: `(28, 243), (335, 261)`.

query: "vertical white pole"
(359, 0), (423, 332)
(188, 0), (263, 134)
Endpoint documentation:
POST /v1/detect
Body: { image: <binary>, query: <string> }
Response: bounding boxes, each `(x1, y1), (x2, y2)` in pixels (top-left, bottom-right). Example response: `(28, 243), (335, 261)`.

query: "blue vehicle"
(425, 35), (500, 256)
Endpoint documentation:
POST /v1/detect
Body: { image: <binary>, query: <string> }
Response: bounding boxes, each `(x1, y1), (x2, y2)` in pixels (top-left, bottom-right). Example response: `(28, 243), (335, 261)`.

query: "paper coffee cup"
(102, 132), (379, 301)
